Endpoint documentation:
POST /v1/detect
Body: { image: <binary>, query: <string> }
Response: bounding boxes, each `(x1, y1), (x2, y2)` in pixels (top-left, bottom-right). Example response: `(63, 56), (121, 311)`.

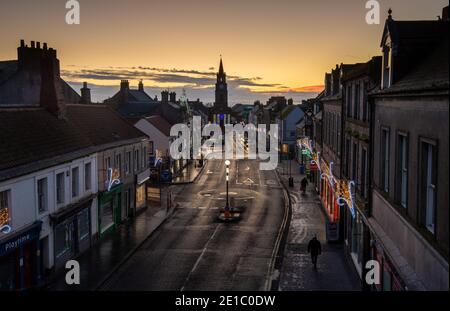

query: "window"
(134, 149), (139, 172)
(352, 143), (358, 183)
(84, 163), (91, 191)
(72, 167), (79, 198)
(362, 82), (369, 122)
(347, 85), (352, 117)
(56, 172), (65, 204)
(142, 147), (147, 168)
(337, 116), (341, 154)
(125, 151), (131, 175)
(104, 157), (111, 170)
(54, 222), (72, 259)
(37, 178), (48, 213)
(396, 135), (408, 208)
(354, 83), (360, 120)
(77, 209), (90, 241)
(149, 142), (154, 155)
(115, 154), (122, 174)
(0, 190), (11, 227)
(381, 128), (390, 192)
(345, 138), (351, 178)
(382, 46), (391, 89)
(420, 141), (437, 234)
(361, 148), (368, 199)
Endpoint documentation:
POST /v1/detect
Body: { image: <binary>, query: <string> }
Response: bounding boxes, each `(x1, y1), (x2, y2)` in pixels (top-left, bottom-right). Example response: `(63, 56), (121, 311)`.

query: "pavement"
(47, 166), (195, 291)
(276, 160), (362, 291)
(100, 158), (286, 291)
(172, 160), (205, 184)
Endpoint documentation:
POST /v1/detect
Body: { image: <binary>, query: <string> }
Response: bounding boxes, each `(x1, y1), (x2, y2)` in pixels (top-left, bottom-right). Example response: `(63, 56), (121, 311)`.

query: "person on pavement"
(307, 235), (322, 269)
(300, 177), (309, 194)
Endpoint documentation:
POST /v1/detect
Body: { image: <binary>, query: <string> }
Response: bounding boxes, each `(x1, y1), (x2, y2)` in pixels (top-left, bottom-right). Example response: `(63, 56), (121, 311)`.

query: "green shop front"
(98, 184), (123, 236)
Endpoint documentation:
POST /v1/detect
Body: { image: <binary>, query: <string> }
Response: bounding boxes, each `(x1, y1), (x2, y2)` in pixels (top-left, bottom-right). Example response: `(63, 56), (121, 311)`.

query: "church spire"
(219, 56), (224, 75)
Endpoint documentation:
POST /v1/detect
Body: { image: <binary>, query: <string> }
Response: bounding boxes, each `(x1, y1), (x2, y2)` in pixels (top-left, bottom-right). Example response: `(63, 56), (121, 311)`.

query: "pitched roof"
(0, 108), (92, 172)
(128, 89), (154, 102)
(66, 104), (147, 145)
(145, 115), (172, 137)
(0, 105), (147, 180)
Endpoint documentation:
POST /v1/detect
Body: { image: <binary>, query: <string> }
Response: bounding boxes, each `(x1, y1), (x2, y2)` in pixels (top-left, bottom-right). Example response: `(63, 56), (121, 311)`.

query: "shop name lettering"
(4, 235), (30, 251)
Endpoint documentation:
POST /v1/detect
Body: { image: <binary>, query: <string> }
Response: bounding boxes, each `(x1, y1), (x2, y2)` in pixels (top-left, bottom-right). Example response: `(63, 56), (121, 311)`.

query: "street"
(101, 158), (286, 291)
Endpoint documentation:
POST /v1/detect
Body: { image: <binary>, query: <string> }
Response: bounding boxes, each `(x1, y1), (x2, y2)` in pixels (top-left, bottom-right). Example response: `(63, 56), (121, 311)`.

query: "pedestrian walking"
(300, 176), (308, 194)
(307, 235), (322, 269)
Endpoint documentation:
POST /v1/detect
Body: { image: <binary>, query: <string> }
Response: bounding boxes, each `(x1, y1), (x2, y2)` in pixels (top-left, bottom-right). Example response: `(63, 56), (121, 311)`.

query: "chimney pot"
(31, 41), (35, 48)
(20, 39), (25, 47)
(37, 42), (40, 49)
(43, 43), (48, 50)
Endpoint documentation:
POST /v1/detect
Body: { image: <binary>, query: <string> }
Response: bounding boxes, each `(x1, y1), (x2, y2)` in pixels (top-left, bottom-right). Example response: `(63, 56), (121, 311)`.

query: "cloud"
(63, 65), (320, 105)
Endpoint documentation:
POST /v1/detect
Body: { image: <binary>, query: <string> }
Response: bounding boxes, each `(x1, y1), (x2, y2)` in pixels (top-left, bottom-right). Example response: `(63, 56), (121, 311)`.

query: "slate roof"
(0, 104), (147, 181)
(144, 115), (172, 137)
(375, 37), (449, 95)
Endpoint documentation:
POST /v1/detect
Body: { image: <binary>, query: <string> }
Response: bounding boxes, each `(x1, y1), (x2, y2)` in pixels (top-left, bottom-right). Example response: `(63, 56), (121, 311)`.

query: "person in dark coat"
(300, 177), (309, 194)
(307, 235), (322, 269)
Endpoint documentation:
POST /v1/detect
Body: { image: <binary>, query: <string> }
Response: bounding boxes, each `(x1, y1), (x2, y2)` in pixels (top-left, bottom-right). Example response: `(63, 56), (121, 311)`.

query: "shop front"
(0, 221), (42, 290)
(98, 184), (123, 236)
(135, 168), (150, 213)
(50, 197), (93, 270)
(372, 241), (406, 291)
(321, 173), (340, 241)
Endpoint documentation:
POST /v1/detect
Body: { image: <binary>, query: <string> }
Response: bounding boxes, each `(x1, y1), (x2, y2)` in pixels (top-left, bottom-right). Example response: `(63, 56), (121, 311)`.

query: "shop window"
(77, 209), (90, 241)
(0, 190), (11, 229)
(101, 201), (114, 233)
(37, 177), (48, 214)
(56, 172), (65, 204)
(136, 185), (146, 208)
(84, 163), (91, 192)
(54, 222), (72, 259)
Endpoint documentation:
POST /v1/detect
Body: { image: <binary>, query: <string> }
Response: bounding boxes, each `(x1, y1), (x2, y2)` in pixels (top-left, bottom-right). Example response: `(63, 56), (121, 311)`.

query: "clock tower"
(214, 57), (228, 108)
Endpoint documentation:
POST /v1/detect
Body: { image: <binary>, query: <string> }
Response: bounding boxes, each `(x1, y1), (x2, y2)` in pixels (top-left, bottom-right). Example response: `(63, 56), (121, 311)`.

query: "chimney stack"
(138, 79), (144, 92)
(169, 91), (176, 103)
(120, 80), (129, 91)
(442, 6), (449, 21)
(161, 90), (169, 103)
(81, 82), (91, 104)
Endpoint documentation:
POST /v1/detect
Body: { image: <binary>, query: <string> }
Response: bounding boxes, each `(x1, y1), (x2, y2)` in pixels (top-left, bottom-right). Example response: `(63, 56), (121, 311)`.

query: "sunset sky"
(0, 0), (448, 104)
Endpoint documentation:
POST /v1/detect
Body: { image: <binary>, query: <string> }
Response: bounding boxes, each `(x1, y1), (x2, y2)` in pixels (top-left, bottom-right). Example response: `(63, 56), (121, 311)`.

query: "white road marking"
(180, 224), (222, 291)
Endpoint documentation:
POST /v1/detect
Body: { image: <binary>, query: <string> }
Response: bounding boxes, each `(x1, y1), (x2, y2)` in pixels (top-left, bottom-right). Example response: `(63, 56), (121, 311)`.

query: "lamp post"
(225, 160), (231, 217)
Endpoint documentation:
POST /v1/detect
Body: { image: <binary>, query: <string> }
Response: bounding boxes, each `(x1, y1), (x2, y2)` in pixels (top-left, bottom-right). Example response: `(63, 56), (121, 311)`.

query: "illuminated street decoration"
(299, 138), (357, 217)
(106, 168), (121, 192)
(337, 180), (356, 218)
(0, 207), (11, 234)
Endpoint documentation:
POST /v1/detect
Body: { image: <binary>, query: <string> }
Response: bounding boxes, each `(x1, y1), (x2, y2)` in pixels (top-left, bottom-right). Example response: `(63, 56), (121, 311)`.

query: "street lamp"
(225, 160), (231, 217)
